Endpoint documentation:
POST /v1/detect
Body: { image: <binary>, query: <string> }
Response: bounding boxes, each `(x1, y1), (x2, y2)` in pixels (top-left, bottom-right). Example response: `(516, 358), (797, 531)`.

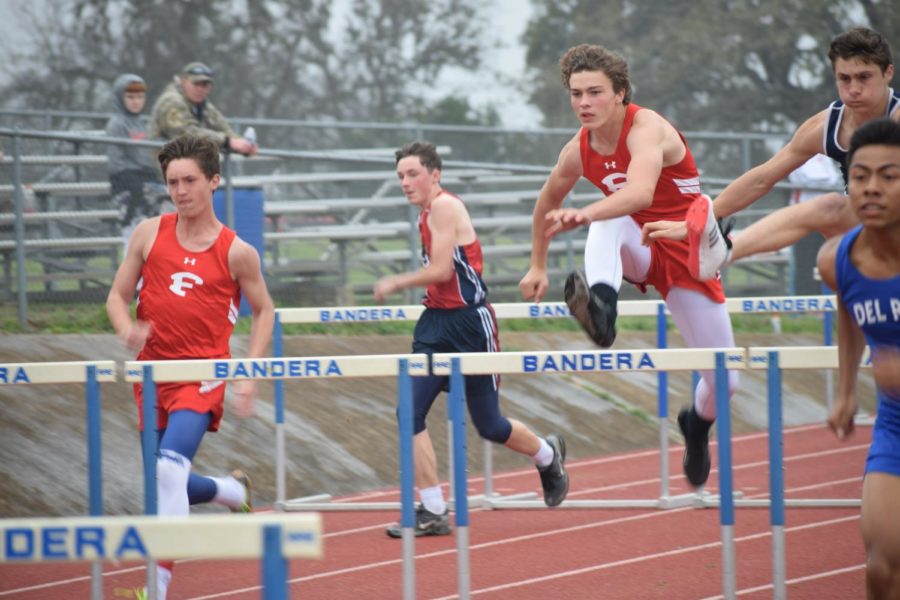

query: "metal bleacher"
(0, 125), (809, 311)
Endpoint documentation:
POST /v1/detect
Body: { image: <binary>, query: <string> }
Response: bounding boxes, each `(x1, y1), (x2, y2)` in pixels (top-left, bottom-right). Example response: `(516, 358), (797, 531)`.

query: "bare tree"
(0, 0), (489, 133)
(522, 0), (898, 132)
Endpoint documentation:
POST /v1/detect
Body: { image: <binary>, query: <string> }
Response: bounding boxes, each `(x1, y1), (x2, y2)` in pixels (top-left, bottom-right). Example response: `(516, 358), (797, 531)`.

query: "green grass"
(0, 303), (114, 333)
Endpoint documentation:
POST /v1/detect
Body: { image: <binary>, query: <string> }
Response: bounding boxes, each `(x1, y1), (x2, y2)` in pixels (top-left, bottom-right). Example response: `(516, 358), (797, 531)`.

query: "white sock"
(533, 438), (554, 467)
(153, 565), (172, 600)
(211, 475), (245, 509)
(419, 485), (446, 515)
(157, 450), (191, 517)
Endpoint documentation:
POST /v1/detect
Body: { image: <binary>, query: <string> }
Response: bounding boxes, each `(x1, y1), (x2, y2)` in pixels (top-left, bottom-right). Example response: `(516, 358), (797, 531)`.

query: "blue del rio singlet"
(835, 225), (900, 475)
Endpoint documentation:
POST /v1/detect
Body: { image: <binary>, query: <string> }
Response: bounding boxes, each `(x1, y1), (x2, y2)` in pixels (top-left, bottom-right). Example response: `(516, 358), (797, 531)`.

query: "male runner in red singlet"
(377, 142), (568, 538)
(642, 27), (898, 281)
(106, 135), (274, 599)
(518, 44), (739, 488)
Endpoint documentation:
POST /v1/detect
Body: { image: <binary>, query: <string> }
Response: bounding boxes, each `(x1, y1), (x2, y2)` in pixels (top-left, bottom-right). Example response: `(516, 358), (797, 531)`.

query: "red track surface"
(1, 423), (869, 599)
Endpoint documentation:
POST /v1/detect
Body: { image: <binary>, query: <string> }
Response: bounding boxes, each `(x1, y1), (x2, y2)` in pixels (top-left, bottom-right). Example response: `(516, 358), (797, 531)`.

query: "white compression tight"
(583, 216), (739, 420)
(584, 216), (650, 289)
(665, 287), (740, 420)
(157, 448), (191, 517)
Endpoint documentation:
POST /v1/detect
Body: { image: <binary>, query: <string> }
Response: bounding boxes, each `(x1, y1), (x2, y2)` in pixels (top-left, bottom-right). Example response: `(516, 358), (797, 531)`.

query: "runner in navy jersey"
(817, 118), (900, 598)
(642, 27), (899, 281)
(376, 141), (569, 538)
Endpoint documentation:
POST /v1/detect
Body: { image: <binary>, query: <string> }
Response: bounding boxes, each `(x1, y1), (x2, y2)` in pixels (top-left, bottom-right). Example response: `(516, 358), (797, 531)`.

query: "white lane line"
(183, 503), (860, 598)
(1, 428), (865, 597)
(698, 563), (866, 599)
(427, 515), (861, 599)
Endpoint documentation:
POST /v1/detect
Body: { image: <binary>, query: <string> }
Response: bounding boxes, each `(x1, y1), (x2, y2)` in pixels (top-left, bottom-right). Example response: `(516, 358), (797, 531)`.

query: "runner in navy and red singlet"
(642, 27), (899, 282)
(377, 142), (569, 538)
(106, 135), (274, 599)
(817, 118), (900, 599)
(518, 43), (739, 488)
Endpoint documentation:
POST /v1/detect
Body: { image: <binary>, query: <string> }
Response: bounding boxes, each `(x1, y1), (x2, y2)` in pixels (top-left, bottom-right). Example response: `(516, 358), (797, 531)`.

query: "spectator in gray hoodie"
(105, 74), (168, 241)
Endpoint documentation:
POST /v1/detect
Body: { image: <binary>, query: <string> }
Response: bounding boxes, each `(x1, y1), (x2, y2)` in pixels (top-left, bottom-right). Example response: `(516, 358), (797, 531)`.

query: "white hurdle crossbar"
(0, 513), (321, 600)
(1, 360), (116, 600)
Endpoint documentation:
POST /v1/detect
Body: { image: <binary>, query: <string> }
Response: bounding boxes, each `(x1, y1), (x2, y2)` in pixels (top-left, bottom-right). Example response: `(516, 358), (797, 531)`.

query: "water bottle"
(243, 126), (257, 146)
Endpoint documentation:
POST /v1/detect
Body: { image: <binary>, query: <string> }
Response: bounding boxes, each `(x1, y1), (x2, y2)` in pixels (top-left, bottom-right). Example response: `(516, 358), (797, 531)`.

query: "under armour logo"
(184, 257), (196, 266)
(604, 161), (616, 169)
(169, 272), (204, 297)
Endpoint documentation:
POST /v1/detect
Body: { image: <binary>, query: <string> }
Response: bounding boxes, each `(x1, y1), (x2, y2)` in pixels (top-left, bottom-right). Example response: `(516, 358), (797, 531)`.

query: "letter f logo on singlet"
(169, 272), (204, 297)
(601, 172), (627, 194)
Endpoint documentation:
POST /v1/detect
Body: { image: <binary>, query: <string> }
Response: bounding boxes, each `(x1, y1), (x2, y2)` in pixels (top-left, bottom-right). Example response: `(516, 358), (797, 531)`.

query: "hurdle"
(271, 295), (837, 510)
(125, 354), (426, 600)
(124, 354), (428, 513)
(419, 348), (739, 598)
(433, 345), (865, 599)
(709, 346), (870, 599)
(0, 359), (116, 600)
(698, 346), (866, 509)
(0, 512), (322, 600)
(432, 347), (744, 512)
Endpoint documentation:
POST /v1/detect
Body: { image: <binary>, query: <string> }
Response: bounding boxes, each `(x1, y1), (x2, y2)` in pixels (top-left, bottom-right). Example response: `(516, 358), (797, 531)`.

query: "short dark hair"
(559, 44), (631, 104)
(848, 118), (900, 164)
(828, 27), (893, 73)
(395, 141), (442, 171)
(157, 135), (220, 179)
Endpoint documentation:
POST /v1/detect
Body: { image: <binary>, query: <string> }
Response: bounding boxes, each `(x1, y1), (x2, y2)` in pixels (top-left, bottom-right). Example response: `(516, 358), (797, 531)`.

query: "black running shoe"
(677, 407), (713, 487)
(564, 271), (616, 347)
(538, 434), (569, 507)
(385, 504), (451, 538)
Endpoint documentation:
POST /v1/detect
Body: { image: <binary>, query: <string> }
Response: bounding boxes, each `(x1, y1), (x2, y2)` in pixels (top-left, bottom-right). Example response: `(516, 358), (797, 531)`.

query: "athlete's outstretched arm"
(374, 194), (463, 301)
(642, 111), (827, 243)
(230, 239), (274, 359)
(106, 218), (158, 352)
(712, 112), (826, 219)
(547, 111), (665, 235)
(519, 135), (582, 302)
(230, 238), (275, 417)
(831, 294), (866, 439)
(817, 236), (864, 439)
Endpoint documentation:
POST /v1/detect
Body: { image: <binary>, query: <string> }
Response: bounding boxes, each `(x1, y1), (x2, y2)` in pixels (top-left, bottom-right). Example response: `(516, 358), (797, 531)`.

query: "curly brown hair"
(559, 44), (631, 104)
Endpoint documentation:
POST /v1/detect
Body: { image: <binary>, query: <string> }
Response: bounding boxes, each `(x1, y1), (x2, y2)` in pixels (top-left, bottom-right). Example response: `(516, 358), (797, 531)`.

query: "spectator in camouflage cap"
(148, 62), (257, 156)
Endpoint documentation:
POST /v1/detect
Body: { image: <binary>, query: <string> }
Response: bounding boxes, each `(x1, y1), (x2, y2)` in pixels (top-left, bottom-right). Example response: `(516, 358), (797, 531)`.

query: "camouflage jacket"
(148, 82), (238, 145)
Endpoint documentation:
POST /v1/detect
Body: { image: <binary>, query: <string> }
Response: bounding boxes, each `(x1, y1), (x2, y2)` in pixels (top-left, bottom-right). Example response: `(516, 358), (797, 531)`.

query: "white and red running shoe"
(686, 194), (732, 281)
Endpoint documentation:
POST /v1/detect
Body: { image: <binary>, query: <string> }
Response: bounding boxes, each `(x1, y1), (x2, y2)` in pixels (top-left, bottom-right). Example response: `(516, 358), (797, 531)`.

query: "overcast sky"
(427, 0), (541, 127)
(327, 0), (540, 127)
